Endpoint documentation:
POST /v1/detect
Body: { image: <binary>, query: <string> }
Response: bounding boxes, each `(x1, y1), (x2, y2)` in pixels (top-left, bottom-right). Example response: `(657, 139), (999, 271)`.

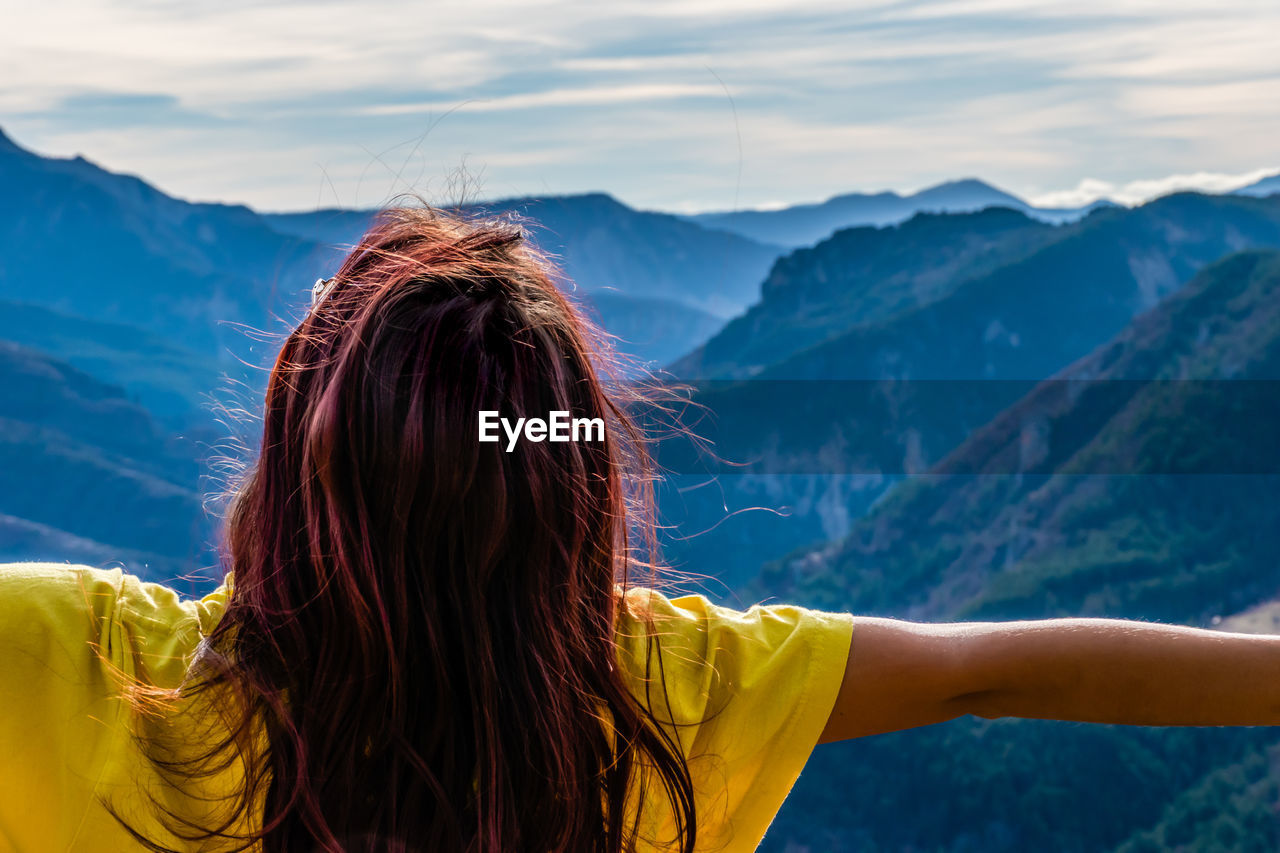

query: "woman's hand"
(819, 614), (1280, 743)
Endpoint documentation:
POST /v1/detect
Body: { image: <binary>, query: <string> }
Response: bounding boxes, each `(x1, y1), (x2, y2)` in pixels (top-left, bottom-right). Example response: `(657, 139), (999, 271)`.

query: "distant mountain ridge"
(578, 291), (721, 368)
(683, 172), (1280, 250)
(742, 191), (1280, 381)
(666, 193), (1280, 490)
(0, 297), (228, 431)
(683, 177), (1115, 248)
(672, 206), (1060, 378)
(0, 126), (330, 366)
(264, 195), (778, 368)
(0, 126), (778, 377)
(265, 193), (783, 320)
(1237, 172), (1280, 197)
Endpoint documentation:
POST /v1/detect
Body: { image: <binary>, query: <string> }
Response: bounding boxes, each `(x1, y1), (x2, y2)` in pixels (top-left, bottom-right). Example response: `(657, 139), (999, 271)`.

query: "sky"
(3, 0), (1279, 215)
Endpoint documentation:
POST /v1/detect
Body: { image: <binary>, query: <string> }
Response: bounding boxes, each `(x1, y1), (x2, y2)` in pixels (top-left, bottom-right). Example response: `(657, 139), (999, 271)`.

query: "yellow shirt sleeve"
(615, 587), (854, 853)
(0, 561), (232, 852)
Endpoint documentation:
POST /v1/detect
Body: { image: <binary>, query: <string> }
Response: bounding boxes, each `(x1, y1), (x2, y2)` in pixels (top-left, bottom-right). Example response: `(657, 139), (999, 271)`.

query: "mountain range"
(756, 249), (1280, 621)
(8, 123), (1280, 850)
(0, 127), (324, 364)
(265, 193), (782, 321)
(686, 172), (1280, 249)
(683, 177), (1114, 248)
(684, 191), (1280, 382)
(753, 249), (1280, 852)
(0, 126), (777, 379)
(672, 205), (1059, 378)
(655, 191), (1280, 592)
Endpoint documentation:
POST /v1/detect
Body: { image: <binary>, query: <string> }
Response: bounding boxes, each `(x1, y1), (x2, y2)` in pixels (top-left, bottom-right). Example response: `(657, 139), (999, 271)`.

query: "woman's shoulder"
(615, 584), (854, 656)
(0, 561), (127, 647)
(0, 561), (233, 687)
(0, 560), (231, 623)
(612, 584), (855, 851)
(612, 582), (855, 724)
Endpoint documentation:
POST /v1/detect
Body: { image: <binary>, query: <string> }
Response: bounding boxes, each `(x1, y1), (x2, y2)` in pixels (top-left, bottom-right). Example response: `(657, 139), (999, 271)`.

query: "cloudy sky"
(4, 0), (1279, 214)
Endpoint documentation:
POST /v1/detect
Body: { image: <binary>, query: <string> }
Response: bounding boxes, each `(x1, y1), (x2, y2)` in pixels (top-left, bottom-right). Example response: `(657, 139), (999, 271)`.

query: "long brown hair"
(104, 205), (697, 851)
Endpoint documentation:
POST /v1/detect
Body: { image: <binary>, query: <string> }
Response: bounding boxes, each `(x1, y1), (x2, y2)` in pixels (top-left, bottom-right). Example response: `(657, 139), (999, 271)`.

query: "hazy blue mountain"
(576, 291), (722, 369)
(267, 207), (732, 367)
(1237, 172), (1280, 198)
(751, 192), (1280, 381)
(267, 201), (732, 365)
(0, 298), (229, 432)
(679, 190), (1280, 383)
(757, 249), (1280, 619)
(754, 250), (1280, 852)
(0, 127), (329, 367)
(255, 206), (373, 252)
(657, 192), (1280, 591)
(0, 339), (220, 586)
(0, 511), (191, 581)
(0, 126), (755, 401)
(672, 207), (1059, 378)
(685, 178), (1110, 248)
(265, 192), (784, 319)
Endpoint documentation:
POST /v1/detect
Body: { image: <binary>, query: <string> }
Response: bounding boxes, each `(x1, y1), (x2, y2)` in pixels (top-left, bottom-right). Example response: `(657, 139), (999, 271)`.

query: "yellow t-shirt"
(0, 561), (853, 852)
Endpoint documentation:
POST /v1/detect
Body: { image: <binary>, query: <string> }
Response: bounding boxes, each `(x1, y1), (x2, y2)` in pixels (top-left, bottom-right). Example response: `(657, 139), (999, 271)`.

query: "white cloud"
(1030, 168), (1280, 208)
(5, 0), (1280, 212)
(357, 83), (733, 116)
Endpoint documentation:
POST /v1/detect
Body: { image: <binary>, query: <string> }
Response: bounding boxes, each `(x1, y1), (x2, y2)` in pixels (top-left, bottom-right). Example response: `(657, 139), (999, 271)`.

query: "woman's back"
(0, 561), (851, 852)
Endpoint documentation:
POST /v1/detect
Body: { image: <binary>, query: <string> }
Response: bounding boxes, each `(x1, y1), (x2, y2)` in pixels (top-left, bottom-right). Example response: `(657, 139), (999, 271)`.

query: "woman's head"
(257, 207), (633, 699)
(110, 206), (695, 852)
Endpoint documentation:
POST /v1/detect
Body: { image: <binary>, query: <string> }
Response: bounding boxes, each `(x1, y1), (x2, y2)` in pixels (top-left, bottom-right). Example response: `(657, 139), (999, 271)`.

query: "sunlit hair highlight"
(100, 204), (698, 852)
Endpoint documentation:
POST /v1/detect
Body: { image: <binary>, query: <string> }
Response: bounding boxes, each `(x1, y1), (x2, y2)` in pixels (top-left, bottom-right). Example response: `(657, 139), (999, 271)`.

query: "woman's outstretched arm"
(818, 615), (1280, 743)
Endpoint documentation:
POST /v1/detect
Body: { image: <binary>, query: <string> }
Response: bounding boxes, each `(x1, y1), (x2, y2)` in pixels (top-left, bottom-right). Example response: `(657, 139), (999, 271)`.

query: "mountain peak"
(910, 178), (1024, 207)
(931, 177), (999, 191)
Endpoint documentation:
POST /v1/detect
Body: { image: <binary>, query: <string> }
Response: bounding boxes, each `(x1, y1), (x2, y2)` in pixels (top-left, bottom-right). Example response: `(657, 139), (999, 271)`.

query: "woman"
(1, 205), (1278, 852)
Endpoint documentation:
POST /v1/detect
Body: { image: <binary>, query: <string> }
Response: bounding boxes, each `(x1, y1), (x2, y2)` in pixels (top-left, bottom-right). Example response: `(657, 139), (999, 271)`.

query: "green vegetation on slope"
(755, 250), (1280, 851)
(759, 251), (1280, 624)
